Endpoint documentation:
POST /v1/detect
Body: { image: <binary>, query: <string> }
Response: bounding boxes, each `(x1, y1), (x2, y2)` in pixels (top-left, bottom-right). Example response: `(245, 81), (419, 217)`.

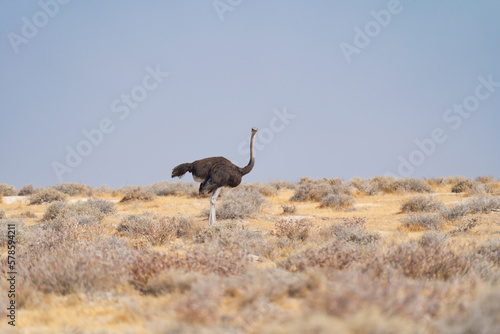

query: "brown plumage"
(171, 127), (258, 225)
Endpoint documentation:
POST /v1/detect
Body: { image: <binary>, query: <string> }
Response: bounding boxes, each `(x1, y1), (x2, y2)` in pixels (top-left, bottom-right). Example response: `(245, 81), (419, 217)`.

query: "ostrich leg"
(208, 187), (222, 226)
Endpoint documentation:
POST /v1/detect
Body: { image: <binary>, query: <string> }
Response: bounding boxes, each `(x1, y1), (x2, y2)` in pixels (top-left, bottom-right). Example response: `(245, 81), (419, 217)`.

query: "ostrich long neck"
(238, 132), (256, 175)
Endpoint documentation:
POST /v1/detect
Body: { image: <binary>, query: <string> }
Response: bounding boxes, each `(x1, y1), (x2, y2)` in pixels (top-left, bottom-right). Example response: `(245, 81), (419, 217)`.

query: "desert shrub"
(418, 232), (447, 248)
(320, 193), (354, 209)
(0, 194), (2, 204)
(117, 213), (176, 245)
(464, 196), (500, 213)
(0, 183), (17, 196)
(0, 219), (27, 246)
(291, 178), (352, 202)
(476, 175), (495, 183)
(215, 187), (264, 220)
(447, 217), (480, 236)
(441, 203), (469, 221)
(281, 204), (296, 214)
(42, 198), (115, 226)
(19, 210), (37, 218)
(150, 181), (198, 197)
(474, 239), (500, 266)
(193, 221), (279, 260)
(268, 180), (297, 190)
(442, 196), (500, 221)
(400, 195), (444, 213)
(52, 183), (89, 196)
(18, 184), (36, 196)
(20, 236), (134, 294)
(400, 213), (442, 231)
(388, 178), (432, 194)
(0, 209), (5, 219)
(29, 188), (68, 204)
(385, 240), (472, 280)
(435, 288), (500, 334)
(282, 240), (363, 272)
(95, 184), (113, 195)
(319, 217), (380, 246)
(275, 218), (314, 241)
(451, 179), (474, 193)
(141, 269), (201, 296)
(120, 186), (155, 202)
(349, 177), (379, 195)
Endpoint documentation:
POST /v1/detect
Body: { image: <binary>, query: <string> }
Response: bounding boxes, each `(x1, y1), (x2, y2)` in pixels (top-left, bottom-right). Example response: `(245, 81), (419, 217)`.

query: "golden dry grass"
(0, 178), (499, 333)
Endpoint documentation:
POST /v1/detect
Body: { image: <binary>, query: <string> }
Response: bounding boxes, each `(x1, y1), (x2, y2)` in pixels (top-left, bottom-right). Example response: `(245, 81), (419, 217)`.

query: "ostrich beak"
(251, 127), (258, 133)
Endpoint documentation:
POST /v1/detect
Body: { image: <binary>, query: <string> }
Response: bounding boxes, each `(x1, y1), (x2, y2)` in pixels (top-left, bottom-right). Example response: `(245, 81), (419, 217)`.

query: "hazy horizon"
(1, 1), (499, 189)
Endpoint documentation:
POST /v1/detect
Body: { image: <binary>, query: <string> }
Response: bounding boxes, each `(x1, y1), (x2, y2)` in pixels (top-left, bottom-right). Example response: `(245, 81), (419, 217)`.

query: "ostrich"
(171, 127), (258, 225)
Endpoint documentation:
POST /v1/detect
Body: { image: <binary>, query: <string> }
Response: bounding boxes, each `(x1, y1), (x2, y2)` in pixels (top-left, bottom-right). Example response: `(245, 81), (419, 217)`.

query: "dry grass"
(1, 177), (499, 333)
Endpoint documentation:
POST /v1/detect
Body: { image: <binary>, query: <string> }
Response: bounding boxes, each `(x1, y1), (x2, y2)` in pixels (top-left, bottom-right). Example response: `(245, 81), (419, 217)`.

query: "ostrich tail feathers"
(171, 163), (192, 178)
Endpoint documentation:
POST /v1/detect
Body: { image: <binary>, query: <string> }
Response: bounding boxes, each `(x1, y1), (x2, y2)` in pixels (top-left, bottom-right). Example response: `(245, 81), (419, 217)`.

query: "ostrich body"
(172, 127), (257, 225)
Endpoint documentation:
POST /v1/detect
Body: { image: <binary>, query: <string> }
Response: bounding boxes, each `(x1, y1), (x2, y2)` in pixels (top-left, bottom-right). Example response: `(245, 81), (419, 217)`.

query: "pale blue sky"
(1, 0), (499, 188)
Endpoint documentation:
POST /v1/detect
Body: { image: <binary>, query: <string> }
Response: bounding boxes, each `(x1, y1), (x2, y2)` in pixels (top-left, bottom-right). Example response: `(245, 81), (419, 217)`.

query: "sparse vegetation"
(120, 186), (155, 202)
(400, 195), (444, 213)
(281, 204), (296, 214)
(215, 187), (264, 219)
(1, 177), (499, 333)
(29, 188), (68, 204)
(0, 183), (16, 196)
(400, 213), (442, 231)
(18, 184), (36, 196)
(320, 193), (355, 209)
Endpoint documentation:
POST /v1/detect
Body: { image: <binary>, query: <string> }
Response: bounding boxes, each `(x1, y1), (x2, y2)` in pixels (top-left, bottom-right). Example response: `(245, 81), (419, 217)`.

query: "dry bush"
(442, 196), (500, 221)
(18, 184), (36, 196)
(0, 183), (17, 196)
(215, 187), (264, 219)
(349, 177), (379, 195)
(436, 288), (500, 334)
(281, 204), (296, 214)
(29, 188), (68, 204)
(268, 180), (298, 190)
(173, 277), (224, 325)
(400, 213), (442, 231)
(117, 213), (176, 245)
(94, 184), (113, 195)
(0, 194), (2, 204)
(291, 178), (352, 202)
(150, 181), (198, 197)
(400, 195), (444, 213)
(473, 239), (500, 266)
(451, 178), (475, 193)
(447, 217), (480, 236)
(194, 221), (280, 260)
(120, 186), (155, 202)
(320, 193), (355, 209)
(19, 236), (135, 295)
(0, 218), (27, 246)
(385, 240), (472, 280)
(141, 269), (201, 296)
(319, 217), (380, 246)
(387, 178), (433, 194)
(305, 271), (456, 323)
(275, 218), (314, 241)
(282, 240), (364, 272)
(0, 209), (5, 219)
(52, 183), (89, 196)
(42, 198), (115, 226)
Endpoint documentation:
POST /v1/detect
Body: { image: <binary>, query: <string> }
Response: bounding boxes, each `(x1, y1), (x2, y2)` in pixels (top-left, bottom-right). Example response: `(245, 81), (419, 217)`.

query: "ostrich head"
(251, 127), (258, 134)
